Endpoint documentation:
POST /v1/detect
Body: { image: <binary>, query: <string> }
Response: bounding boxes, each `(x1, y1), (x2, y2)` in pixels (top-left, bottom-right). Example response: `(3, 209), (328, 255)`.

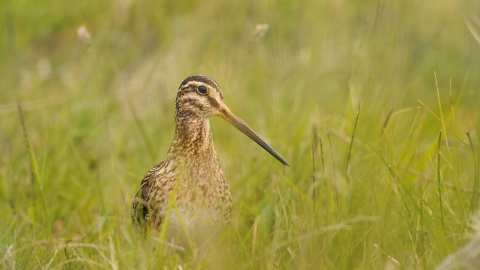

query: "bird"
(131, 75), (289, 247)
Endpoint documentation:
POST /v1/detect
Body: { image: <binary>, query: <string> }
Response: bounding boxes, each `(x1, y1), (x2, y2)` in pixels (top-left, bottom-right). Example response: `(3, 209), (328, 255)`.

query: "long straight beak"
(219, 106), (290, 166)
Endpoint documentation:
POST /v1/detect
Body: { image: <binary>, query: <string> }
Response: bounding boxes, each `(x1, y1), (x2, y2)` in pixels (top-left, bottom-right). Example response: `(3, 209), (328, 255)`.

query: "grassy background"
(1, 0), (480, 268)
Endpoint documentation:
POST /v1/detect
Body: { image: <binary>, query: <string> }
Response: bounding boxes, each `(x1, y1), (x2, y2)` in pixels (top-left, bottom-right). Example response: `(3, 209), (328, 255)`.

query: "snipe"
(131, 75), (289, 244)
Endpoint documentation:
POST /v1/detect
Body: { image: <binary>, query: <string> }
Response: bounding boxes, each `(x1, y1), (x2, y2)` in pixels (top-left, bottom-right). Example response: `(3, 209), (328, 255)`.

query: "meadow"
(1, 0), (480, 268)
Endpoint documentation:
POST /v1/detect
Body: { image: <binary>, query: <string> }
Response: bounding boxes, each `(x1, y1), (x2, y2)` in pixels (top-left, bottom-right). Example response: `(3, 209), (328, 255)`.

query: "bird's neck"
(167, 114), (217, 162)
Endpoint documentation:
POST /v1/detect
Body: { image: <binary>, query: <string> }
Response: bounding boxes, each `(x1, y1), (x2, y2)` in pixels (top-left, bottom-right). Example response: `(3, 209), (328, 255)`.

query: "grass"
(1, 0), (480, 268)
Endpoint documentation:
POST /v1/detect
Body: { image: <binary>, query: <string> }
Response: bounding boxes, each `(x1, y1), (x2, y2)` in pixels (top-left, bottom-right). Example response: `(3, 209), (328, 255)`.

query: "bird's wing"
(131, 161), (165, 233)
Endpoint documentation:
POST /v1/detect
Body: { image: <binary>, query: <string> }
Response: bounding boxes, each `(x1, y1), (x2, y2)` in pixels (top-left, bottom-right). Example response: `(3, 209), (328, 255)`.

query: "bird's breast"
(149, 158), (232, 231)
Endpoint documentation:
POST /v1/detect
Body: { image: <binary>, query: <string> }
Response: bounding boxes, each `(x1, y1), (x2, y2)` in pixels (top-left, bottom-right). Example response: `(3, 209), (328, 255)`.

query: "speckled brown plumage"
(131, 75), (289, 242)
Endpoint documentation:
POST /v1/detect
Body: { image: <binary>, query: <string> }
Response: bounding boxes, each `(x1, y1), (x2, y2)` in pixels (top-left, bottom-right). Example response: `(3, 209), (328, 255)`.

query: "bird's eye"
(198, 85), (207, 94)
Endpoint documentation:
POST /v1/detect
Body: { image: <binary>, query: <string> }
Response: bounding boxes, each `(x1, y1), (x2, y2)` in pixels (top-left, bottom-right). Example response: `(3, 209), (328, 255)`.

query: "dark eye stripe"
(205, 95), (218, 108)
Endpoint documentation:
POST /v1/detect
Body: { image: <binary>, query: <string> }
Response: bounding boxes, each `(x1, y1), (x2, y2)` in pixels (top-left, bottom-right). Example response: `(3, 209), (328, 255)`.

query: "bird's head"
(176, 75), (226, 118)
(175, 75), (289, 166)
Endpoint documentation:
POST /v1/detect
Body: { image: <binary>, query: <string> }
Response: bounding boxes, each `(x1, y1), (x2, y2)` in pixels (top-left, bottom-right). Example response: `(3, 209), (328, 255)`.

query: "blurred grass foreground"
(1, 0), (480, 269)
